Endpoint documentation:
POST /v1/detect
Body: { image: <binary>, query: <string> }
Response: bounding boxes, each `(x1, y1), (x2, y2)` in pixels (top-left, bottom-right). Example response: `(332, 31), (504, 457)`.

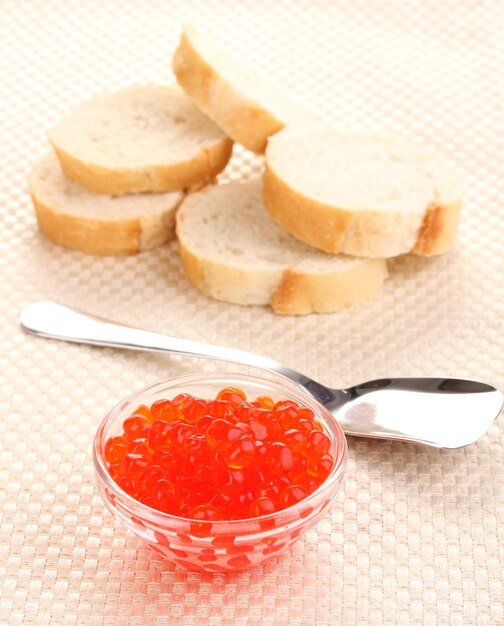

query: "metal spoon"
(20, 301), (503, 449)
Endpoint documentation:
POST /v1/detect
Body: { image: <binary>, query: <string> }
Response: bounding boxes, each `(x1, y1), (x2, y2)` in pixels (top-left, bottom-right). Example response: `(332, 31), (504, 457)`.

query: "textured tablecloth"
(1, 1), (503, 624)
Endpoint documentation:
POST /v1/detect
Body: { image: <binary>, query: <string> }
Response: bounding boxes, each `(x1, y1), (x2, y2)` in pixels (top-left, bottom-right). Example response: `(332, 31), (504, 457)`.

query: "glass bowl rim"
(93, 371), (347, 527)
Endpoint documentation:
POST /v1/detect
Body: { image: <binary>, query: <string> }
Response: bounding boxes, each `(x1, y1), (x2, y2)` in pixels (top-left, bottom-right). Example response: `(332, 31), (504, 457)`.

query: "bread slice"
(47, 85), (233, 196)
(29, 153), (184, 255)
(264, 128), (462, 258)
(173, 26), (318, 154)
(175, 181), (387, 315)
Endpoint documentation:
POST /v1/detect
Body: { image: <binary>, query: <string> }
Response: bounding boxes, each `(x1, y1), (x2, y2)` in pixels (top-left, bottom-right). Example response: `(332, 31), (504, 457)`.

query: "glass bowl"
(93, 372), (347, 572)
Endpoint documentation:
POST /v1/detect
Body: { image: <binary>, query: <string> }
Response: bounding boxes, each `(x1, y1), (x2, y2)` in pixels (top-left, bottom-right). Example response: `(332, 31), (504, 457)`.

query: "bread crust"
(412, 199), (461, 255)
(271, 261), (388, 315)
(173, 30), (285, 154)
(50, 137), (233, 196)
(31, 194), (141, 255)
(177, 242), (207, 291)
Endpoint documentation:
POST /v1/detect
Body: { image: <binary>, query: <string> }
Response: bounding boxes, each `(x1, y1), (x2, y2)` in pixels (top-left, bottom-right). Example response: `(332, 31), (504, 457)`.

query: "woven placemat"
(1, 1), (503, 624)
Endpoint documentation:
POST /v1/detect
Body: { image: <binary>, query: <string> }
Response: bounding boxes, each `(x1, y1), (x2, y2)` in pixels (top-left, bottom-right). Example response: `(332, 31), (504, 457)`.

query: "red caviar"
(104, 386), (334, 521)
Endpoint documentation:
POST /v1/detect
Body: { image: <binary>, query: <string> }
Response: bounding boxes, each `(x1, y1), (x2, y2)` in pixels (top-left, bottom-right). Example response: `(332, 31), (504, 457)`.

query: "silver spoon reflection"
(20, 301), (503, 449)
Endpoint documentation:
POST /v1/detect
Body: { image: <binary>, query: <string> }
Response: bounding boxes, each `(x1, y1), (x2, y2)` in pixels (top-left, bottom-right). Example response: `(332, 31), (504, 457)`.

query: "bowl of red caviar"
(93, 372), (347, 572)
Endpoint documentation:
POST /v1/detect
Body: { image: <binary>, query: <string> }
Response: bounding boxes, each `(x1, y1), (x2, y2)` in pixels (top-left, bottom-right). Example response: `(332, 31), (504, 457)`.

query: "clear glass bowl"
(93, 372), (347, 572)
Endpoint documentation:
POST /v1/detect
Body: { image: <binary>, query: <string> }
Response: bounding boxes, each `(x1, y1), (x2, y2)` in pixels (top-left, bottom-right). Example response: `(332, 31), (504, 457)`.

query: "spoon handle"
(20, 301), (311, 385)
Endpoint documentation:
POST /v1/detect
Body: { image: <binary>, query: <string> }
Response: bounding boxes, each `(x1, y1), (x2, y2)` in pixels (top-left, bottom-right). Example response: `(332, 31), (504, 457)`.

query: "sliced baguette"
(48, 85), (233, 196)
(264, 128), (462, 258)
(173, 26), (318, 154)
(176, 181), (387, 315)
(29, 153), (184, 255)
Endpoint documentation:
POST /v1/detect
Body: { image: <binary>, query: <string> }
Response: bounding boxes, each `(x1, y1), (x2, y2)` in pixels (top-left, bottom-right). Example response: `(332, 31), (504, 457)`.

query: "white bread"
(264, 128), (462, 258)
(175, 181), (388, 315)
(47, 85), (233, 196)
(173, 26), (318, 154)
(29, 153), (184, 255)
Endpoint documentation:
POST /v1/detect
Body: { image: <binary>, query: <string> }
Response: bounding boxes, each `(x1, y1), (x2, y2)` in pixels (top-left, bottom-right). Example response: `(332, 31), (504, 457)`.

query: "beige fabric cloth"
(1, 1), (503, 624)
